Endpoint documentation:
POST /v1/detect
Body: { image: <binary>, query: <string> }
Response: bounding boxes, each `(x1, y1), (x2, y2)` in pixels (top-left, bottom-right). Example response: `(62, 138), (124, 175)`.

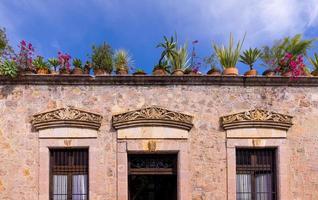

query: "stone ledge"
(1, 74), (318, 86)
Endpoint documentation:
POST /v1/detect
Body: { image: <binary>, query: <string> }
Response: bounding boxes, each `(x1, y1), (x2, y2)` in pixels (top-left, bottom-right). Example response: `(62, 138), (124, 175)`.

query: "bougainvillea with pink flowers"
(58, 51), (71, 73)
(275, 53), (306, 77)
(15, 40), (35, 72)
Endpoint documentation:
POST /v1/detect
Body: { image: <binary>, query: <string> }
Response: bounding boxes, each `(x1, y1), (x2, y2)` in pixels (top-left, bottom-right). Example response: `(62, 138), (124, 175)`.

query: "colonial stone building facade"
(0, 75), (317, 200)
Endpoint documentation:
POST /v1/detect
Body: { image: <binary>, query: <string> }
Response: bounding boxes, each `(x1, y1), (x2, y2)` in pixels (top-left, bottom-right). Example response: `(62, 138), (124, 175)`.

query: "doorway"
(128, 154), (177, 200)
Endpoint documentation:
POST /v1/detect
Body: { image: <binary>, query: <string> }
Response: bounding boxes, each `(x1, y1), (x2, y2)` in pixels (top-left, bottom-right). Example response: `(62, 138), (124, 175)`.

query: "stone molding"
(112, 106), (194, 131)
(221, 109), (293, 131)
(31, 106), (103, 131)
(2, 75), (318, 86)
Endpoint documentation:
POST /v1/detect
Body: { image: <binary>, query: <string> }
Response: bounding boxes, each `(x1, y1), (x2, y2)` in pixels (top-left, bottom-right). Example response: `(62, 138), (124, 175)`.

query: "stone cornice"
(31, 106), (103, 131)
(2, 75), (318, 86)
(112, 106), (194, 131)
(221, 109), (293, 131)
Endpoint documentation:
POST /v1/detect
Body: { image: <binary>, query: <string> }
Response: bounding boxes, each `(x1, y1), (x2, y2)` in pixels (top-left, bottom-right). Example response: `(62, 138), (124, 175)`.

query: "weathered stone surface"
(0, 80), (317, 199)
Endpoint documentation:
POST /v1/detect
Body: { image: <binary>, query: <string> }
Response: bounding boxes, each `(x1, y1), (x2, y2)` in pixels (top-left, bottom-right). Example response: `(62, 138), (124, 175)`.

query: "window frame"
(49, 148), (89, 200)
(235, 148), (277, 200)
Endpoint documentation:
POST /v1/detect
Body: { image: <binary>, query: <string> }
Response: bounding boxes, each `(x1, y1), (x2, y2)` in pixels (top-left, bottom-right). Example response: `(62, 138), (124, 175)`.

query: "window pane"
(53, 175), (68, 200)
(72, 175), (88, 200)
(256, 173), (272, 200)
(236, 174), (252, 200)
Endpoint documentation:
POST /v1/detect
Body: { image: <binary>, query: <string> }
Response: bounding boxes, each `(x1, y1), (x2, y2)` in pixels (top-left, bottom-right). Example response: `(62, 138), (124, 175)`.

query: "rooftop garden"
(0, 28), (317, 79)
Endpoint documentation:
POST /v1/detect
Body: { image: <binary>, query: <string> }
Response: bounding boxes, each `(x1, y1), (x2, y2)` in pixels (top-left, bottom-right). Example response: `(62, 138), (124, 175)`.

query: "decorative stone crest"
(31, 106), (103, 130)
(112, 106), (193, 131)
(221, 109), (293, 130)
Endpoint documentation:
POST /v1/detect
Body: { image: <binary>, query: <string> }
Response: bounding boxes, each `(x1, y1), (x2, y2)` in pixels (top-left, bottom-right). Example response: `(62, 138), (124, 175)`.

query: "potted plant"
(309, 53), (318, 76)
(133, 68), (147, 76)
(170, 44), (190, 75)
(83, 61), (91, 74)
(33, 56), (49, 74)
(72, 58), (83, 75)
(16, 40), (35, 74)
(48, 58), (59, 75)
(0, 60), (18, 78)
(114, 49), (133, 75)
(204, 53), (221, 76)
(154, 35), (177, 75)
(240, 48), (262, 76)
(91, 42), (113, 75)
(58, 52), (71, 75)
(184, 66), (200, 75)
(262, 34), (314, 77)
(213, 33), (245, 75)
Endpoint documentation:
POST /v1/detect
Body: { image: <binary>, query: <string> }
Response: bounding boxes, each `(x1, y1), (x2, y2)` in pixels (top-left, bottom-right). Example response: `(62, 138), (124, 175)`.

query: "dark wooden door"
(128, 154), (177, 200)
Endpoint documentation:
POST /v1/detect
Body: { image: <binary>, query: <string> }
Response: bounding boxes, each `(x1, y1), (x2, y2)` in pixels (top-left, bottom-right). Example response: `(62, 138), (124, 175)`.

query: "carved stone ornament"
(221, 109), (293, 130)
(112, 106), (194, 131)
(31, 106), (103, 131)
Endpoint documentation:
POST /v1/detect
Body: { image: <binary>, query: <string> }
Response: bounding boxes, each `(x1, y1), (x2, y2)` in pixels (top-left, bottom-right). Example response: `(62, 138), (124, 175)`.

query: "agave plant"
(213, 33), (245, 69)
(170, 44), (190, 71)
(309, 53), (318, 71)
(73, 58), (82, 69)
(0, 60), (18, 78)
(240, 48), (262, 70)
(156, 35), (177, 68)
(33, 56), (49, 70)
(114, 49), (133, 72)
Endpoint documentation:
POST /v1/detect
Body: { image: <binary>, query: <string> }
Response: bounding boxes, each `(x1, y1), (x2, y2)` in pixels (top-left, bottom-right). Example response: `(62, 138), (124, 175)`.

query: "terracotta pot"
(282, 71), (292, 77)
(244, 69), (258, 76)
(94, 69), (108, 75)
(60, 70), (71, 75)
(133, 71), (147, 76)
(207, 69), (221, 76)
(172, 69), (184, 76)
(37, 68), (49, 75)
(51, 71), (59, 75)
(311, 70), (318, 76)
(116, 69), (129, 75)
(262, 70), (275, 77)
(223, 67), (238, 76)
(152, 68), (167, 75)
(72, 67), (83, 75)
(187, 71), (200, 75)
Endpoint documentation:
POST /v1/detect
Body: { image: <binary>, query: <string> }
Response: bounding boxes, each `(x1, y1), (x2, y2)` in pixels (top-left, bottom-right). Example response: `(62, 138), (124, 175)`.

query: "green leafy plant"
(135, 68), (145, 73)
(156, 35), (177, 71)
(153, 59), (170, 73)
(309, 53), (318, 71)
(32, 56), (49, 70)
(213, 33), (245, 69)
(114, 49), (133, 72)
(240, 48), (262, 70)
(0, 28), (14, 60)
(170, 44), (190, 71)
(0, 60), (18, 78)
(91, 42), (113, 73)
(204, 53), (219, 71)
(48, 58), (59, 71)
(73, 58), (82, 69)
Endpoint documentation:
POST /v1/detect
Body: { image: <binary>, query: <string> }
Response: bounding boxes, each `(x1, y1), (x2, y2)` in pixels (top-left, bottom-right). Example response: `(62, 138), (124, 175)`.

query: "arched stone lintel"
(221, 109), (293, 131)
(31, 106), (103, 131)
(112, 106), (194, 131)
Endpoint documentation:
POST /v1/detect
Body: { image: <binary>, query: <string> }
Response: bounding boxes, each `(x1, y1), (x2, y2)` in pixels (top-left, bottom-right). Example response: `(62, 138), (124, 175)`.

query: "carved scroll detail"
(221, 109), (293, 130)
(31, 106), (103, 130)
(112, 106), (193, 131)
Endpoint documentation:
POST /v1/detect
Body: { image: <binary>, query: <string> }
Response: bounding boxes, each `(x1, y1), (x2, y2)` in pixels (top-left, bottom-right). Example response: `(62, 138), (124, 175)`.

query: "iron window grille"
(50, 148), (89, 200)
(236, 148), (277, 200)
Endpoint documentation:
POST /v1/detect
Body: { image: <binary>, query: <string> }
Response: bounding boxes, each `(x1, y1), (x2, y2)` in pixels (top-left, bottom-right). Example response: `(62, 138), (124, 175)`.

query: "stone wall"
(0, 76), (318, 199)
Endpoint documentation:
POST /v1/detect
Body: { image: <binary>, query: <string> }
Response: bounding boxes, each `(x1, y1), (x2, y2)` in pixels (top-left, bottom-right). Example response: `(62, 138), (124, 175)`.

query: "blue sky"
(1, 0), (318, 73)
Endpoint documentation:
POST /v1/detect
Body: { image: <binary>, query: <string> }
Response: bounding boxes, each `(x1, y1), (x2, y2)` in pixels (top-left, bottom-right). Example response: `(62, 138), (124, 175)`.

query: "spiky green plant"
(213, 33), (245, 69)
(156, 35), (177, 66)
(73, 58), (82, 69)
(281, 34), (314, 56)
(33, 56), (48, 70)
(48, 58), (59, 72)
(170, 44), (190, 71)
(114, 49), (133, 71)
(309, 53), (318, 71)
(240, 48), (262, 70)
(91, 42), (113, 73)
(0, 60), (18, 78)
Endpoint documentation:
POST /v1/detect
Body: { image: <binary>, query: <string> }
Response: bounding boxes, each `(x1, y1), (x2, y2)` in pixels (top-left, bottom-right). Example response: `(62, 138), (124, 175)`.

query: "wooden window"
(50, 149), (89, 200)
(236, 149), (277, 200)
